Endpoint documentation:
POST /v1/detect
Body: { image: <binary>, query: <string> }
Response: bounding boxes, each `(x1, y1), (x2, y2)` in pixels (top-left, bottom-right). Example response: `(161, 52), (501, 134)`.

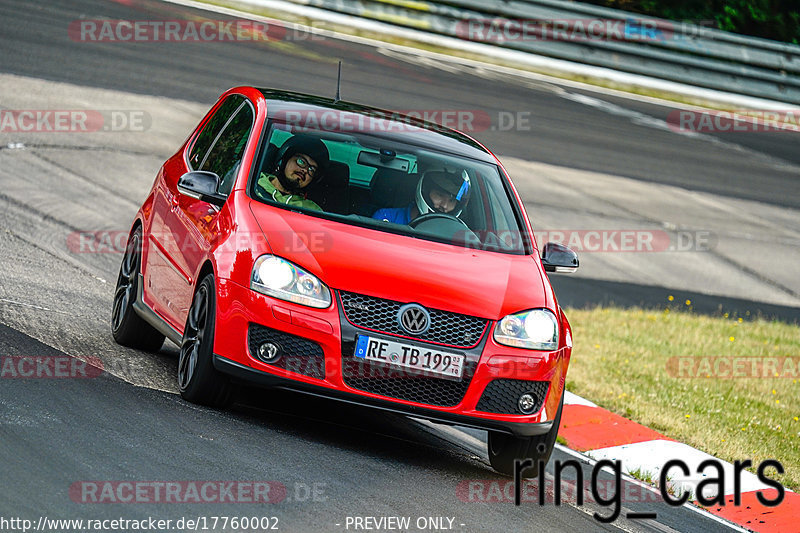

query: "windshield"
(249, 120), (530, 254)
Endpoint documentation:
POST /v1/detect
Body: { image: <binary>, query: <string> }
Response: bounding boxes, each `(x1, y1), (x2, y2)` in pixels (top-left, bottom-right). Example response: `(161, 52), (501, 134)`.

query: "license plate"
(354, 335), (465, 378)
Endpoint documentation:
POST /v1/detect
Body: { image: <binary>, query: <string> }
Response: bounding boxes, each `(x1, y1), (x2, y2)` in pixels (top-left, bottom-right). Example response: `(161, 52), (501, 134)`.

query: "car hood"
(248, 201), (551, 319)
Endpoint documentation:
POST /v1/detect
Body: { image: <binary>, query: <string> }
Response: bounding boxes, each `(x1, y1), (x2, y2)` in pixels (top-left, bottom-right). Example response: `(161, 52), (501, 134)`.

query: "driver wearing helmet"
(373, 169), (471, 225)
(257, 135), (330, 211)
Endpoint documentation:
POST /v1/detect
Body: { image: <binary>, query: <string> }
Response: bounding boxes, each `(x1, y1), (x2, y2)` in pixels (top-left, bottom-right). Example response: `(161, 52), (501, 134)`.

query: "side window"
(188, 95), (244, 170)
(200, 103), (254, 196)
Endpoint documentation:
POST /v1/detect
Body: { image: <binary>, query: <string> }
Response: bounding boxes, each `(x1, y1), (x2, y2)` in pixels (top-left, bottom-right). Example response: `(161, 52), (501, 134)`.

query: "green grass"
(565, 304), (800, 490)
(628, 466), (657, 485)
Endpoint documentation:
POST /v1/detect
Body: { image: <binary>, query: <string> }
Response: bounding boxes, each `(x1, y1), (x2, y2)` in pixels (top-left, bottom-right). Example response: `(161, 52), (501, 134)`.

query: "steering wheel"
(409, 212), (470, 229)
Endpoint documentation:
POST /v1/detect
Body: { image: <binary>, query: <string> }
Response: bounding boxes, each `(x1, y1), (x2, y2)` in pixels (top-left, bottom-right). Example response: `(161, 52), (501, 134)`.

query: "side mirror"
(541, 242), (579, 273)
(177, 171), (227, 207)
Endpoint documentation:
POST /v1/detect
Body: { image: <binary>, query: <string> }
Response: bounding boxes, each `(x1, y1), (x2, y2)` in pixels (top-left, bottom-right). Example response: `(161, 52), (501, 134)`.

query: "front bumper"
(214, 354), (554, 437)
(213, 278), (569, 438)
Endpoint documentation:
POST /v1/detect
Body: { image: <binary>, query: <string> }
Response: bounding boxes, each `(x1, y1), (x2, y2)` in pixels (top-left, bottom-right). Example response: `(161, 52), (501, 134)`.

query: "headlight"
(494, 309), (558, 350)
(251, 255), (331, 309)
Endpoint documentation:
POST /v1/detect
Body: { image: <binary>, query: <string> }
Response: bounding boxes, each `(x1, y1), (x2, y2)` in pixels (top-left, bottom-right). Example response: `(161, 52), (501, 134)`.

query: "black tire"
(177, 274), (232, 407)
(487, 394), (564, 478)
(111, 227), (165, 352)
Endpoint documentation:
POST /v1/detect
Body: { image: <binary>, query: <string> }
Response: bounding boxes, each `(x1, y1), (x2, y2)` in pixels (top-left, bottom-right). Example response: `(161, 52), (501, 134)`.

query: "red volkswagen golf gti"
(111, 87), (579, 476)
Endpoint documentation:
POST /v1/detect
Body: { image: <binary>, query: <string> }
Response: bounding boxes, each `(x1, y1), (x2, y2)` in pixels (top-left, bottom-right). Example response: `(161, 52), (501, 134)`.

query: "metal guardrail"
(291, 0), (800, 104)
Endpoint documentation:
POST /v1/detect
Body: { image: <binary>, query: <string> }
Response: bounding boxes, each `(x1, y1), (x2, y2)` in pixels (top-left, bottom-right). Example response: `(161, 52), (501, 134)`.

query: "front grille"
(341, 357), (477, 407)
(247, 324), (325, 378)
(339, 291), (488, 348)
(476, 379), (549, 415)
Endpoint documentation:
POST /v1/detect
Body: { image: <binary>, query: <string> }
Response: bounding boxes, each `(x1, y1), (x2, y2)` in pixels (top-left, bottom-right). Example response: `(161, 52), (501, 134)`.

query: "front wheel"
(488, 394), (564, 478)
(178, 274), (232, 407)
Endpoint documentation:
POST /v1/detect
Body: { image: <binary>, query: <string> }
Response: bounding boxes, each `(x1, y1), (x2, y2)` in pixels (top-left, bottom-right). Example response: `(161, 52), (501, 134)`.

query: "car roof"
(257, 88), (497, 164)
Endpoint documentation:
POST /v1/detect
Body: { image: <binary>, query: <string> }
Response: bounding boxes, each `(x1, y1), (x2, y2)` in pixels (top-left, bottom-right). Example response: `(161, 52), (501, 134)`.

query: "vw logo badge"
(398, 304), (430, 335)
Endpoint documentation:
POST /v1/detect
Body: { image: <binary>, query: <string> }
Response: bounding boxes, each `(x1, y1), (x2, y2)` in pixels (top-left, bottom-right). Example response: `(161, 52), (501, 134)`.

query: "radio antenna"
(334, 60), (342, 103)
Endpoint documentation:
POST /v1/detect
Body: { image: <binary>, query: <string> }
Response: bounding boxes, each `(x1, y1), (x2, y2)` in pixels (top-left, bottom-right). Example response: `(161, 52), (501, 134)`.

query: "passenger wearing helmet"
(257, 135), (330, 211)
(373, 169), (471, 225)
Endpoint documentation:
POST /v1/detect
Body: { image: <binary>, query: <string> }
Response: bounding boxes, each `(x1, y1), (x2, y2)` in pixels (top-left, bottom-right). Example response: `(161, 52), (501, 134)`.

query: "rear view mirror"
(541, 242), (579, 273)
(357, 150), (409, 171)
(177, 171), (227, 207)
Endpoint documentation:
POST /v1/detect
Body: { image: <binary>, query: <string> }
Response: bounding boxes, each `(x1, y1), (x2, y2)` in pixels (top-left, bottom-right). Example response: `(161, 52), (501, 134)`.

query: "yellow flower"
(594, 344), (600, 348)
(685, 414), (691, 419)
(729, 336), (735, 342)
(794, 417), (798, 422)
(723, 312), (729, 318)
(738, 318), (743, 323)
(776, 400), (780, 404)
(668, 295), (674, 301)
(772, 389), (777, 394)
(685, 299), (691, 306)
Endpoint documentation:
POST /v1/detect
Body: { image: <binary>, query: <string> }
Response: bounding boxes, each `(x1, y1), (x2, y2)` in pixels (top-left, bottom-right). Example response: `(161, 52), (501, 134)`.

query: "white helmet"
(415, 169), (471, 217)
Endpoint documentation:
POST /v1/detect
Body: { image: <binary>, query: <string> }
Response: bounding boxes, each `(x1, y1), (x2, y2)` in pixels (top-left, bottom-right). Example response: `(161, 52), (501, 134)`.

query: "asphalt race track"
(1, 0), (798, 532)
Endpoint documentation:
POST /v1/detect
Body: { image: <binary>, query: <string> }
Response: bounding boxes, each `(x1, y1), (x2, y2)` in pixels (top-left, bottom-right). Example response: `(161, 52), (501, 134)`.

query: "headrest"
(370, 168), (416, 206)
